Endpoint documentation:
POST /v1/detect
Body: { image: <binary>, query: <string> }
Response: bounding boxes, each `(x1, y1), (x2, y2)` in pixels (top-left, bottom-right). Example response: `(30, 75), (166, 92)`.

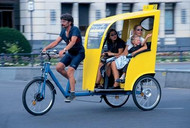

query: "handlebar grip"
(41, 51), (47, 55)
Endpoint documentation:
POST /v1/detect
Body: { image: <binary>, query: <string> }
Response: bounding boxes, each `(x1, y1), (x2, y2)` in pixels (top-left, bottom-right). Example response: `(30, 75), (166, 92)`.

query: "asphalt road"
(0, 80), (190, 128)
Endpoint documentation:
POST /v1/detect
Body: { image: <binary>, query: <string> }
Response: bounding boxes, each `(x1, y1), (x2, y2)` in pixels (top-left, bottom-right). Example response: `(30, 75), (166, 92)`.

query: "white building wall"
(45, 1), (61, 40)
(159, 3), (165, 38)
(175, 1), (190, 37)
(20, 0), (190, 46)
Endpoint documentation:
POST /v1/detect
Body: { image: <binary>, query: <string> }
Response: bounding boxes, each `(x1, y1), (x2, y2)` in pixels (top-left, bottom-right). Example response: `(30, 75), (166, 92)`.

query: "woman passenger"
(95, 29), (125, 89)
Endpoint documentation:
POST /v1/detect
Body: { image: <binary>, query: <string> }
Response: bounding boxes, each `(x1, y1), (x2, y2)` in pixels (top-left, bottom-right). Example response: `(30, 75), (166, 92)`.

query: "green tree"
(0, 27), (31, 53)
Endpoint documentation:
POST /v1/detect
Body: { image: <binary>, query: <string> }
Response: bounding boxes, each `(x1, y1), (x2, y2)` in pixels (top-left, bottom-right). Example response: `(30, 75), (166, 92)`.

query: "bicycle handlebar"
(41, 50), (60, 61)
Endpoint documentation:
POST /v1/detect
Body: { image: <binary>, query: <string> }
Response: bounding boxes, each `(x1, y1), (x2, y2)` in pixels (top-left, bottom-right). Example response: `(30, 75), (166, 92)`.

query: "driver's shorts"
(60, 52), (85, 70)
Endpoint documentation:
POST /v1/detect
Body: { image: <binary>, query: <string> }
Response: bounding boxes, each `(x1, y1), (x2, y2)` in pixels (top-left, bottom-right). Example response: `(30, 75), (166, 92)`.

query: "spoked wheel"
(22, 79), (55, 116)
(132, 75), (161, 111)
(103, 94), (130, 108)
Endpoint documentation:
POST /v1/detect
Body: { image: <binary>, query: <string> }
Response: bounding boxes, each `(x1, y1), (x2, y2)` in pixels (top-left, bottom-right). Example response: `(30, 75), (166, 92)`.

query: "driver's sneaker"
(65, 92), (75, 103)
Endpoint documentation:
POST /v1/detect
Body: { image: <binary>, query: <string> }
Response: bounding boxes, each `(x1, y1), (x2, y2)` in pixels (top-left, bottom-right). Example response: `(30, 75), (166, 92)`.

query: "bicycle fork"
(40, 63), (49, 99)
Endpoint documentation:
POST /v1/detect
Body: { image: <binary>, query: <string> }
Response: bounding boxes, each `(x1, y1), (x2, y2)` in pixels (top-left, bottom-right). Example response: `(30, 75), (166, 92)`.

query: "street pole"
(28, 0), (34, 67)
(28, 0), (34, 50)
(30, 11), (33, 47)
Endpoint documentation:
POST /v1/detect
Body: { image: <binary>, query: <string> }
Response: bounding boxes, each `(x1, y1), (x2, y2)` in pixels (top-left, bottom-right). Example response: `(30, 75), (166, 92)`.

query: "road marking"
(156, 107), (184, 110)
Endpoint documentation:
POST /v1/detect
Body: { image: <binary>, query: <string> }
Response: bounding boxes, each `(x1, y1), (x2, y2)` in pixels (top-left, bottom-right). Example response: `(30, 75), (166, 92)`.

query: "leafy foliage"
(0, 27), (31, 53)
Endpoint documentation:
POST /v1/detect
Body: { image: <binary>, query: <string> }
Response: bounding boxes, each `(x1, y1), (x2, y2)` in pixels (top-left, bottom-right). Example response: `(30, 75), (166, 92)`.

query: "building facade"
(0, 0), (20, 30)
(1, 0), (190, 51)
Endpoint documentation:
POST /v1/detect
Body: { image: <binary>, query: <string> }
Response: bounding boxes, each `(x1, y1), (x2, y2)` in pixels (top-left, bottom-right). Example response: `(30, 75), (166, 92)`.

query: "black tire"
(22, 78), (55, 116)
(103, 94), (130, 108)
(132, 75), (161, 111)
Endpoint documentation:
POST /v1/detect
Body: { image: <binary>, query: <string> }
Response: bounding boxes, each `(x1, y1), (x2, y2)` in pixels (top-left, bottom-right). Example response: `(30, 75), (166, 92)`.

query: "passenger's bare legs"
(105, 63), (111, 77)
(110, 61), (119, 87)
(96, 62), (104, 84)
(96, 62), (112, 84)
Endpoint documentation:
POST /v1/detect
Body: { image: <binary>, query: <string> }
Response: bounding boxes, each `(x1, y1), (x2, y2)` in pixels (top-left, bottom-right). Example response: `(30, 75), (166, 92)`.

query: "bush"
(0, 27), (31, 53)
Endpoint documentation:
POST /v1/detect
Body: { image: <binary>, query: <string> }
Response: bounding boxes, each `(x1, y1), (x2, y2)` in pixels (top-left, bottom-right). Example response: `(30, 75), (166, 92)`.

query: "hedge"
(0, 27), (31, 53)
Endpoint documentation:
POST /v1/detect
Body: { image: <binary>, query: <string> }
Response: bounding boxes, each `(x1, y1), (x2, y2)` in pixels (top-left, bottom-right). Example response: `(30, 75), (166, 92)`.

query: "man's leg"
(67, 67), (75, 92)
(65, 52), (84, 102)
(64, 66), (76, 103)
(56, 62), (68, 79)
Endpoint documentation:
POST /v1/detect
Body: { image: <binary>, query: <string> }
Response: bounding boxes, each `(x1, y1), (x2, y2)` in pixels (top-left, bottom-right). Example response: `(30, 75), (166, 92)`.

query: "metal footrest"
(94, 88), (124, 92)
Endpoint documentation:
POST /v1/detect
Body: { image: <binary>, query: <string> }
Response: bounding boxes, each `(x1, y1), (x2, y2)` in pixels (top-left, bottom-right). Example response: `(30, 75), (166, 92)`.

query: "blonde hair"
(131, 35), (139, 43)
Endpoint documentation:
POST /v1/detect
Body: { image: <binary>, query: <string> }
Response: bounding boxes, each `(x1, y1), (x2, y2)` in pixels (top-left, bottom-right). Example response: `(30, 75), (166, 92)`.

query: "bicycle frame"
(41, 62), (131, 98)
(41, 62), (93, 97)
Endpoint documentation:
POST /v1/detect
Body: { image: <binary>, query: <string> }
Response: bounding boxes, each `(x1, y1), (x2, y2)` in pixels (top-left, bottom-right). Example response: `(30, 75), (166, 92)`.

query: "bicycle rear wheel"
(132, 75), (161, 111)
(22, 78), (55, 116)
(103, 94), (130, 108)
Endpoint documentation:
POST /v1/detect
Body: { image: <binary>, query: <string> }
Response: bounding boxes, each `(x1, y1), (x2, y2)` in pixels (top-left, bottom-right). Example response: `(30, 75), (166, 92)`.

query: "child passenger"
(110, 34), (152, 89)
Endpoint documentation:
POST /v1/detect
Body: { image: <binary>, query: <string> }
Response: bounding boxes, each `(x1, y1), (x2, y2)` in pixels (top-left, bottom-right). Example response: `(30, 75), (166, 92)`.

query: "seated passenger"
(110, 34), (152, 89)
(127, 25), (145, 50)
(95, 29), (125, 89)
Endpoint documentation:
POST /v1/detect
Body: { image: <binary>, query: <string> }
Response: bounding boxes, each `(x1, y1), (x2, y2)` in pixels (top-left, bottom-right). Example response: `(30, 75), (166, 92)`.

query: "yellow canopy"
(82, 7), (160, 91)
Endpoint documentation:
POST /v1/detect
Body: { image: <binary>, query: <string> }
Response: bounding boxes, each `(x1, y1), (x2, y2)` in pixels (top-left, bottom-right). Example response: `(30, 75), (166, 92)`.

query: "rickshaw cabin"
(83, 5), (160, 91)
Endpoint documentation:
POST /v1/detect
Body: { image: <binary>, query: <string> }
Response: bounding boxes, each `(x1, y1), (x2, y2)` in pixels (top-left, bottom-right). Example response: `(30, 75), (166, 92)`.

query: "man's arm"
(42, 37), (62, 51)
(59, 36), (78, 55)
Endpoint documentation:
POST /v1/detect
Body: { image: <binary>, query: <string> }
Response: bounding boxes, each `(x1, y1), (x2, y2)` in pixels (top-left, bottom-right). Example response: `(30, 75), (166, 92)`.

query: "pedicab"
(22, 5), (161, 116)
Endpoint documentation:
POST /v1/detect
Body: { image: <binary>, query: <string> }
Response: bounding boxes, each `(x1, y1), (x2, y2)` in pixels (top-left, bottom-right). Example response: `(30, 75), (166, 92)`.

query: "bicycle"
(22, 51), (133, 115)
(22, 5), (161, 116)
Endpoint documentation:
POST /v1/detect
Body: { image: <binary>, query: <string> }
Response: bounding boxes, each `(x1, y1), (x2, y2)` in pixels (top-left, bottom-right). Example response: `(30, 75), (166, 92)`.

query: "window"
(106, 4), (116, 28)
(106, 4), (116, 17)
(165, 3), (175, 34)
(141, 17), (154, 31)
(181, 9), (186, 24)
(122, 3), (133, 13)
(0, 10), (13, 28)
(50, 10), (56, 25)
(79, 4), (90, 36)
(96, 10), (101, 20)
(0, 3), (20, 30)
(87, 24), (109, 49)
(61, 3), (73, 14)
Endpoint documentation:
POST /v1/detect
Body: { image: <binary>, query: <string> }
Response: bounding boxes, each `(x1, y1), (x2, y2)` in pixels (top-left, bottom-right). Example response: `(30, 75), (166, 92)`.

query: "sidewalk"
(0, 62), (190, 89)
(156, 62), (190, 71)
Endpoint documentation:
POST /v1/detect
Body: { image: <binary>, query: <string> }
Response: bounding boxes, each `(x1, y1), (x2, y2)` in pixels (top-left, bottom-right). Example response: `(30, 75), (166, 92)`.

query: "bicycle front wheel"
(22, 79), (55, 116)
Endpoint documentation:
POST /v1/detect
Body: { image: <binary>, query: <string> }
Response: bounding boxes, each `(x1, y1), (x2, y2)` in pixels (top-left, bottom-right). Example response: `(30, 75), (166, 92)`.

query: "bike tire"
(132, 75), (161, 111)
(22, 78), (55, 116)
(103, 94), (130, 108)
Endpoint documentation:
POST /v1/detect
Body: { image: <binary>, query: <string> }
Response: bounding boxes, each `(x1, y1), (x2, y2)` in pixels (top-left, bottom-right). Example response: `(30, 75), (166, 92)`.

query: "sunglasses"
(110, 33), (117, 37)
(136, 29), (143, 31)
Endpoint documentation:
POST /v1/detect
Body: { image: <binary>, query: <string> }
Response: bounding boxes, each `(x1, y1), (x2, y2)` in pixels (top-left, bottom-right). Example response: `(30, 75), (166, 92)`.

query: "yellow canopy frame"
(82, 6), (160, 91)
